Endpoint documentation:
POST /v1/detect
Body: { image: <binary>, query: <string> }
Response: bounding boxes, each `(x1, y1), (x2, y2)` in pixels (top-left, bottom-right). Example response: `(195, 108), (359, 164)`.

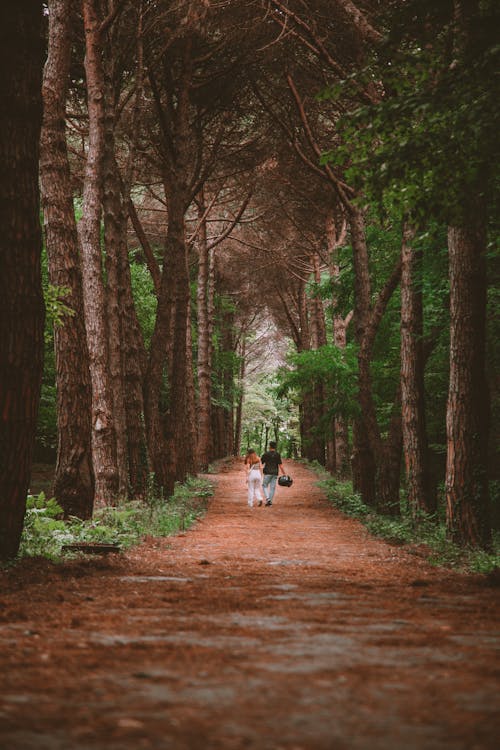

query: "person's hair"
(269, 441), (277, 449)
(245, 450), (259, 465)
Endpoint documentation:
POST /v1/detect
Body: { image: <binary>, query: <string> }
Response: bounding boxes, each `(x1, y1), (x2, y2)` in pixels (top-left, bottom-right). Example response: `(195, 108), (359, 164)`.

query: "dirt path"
(1, 459), (499, 749)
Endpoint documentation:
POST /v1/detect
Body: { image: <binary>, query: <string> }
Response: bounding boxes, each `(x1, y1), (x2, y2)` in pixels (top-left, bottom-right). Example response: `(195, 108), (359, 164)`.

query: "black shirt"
(260, 450), (282, 475)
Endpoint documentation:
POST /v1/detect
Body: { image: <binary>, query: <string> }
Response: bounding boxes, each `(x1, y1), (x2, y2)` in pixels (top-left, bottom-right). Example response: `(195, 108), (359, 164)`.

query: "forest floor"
(1, 459), (499, 750)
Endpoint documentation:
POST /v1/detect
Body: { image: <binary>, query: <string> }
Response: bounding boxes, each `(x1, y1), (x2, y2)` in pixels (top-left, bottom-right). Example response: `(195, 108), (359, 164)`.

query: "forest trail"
(1, 459), (499, 750)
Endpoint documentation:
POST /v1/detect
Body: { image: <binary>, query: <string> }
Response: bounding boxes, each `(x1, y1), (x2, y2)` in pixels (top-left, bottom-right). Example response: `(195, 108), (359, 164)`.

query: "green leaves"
(277, 344), (359, 420)
(18, 478), (213, 561)
(320, 2), (500, 225)
(43, 284), (75, 341)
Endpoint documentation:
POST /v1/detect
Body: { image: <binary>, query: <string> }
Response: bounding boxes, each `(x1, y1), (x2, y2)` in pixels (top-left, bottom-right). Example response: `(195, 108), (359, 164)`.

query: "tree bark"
(400, 222), (434, 518)
(333, 0), (383, 45)
(233, 338), (246, 456)
(445, 220), (491, 547)
(120, 245), (148, 497)
(327, 210), (350, 475)
(164, 184), (196, 487)
(184, 296), (198, 472)
(349, 205), (376, 503)
(143, 259), (172, 488)
(312, 251), (328, 466)
(350, 205), (405, 507)
(79, 0), (118, 503)
(102, 59), (130, 498)
(0, 1), (44, 559)
(40, 0), (94, 519)
(297, 279), (323, 462)
(196, 189), (213, 470)
(222, 307), (236, 458)
(333, 306), (351, 476)
(376, 386), (403, 516)
(311, 251), (327, 348)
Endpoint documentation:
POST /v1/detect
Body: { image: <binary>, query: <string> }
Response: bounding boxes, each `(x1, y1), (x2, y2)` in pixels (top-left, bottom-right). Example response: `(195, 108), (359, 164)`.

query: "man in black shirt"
(260, 441), (286, 506)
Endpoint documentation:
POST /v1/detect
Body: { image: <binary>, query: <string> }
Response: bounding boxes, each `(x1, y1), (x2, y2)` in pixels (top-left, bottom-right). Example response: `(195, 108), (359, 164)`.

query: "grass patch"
(317, 474), (500, 574)
(18, 475), (214, 561)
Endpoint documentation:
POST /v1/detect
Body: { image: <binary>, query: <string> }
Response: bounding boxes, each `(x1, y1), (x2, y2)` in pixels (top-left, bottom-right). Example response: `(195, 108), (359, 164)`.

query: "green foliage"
(44, 284), (75, 341)
(130, 260), (157, 348)
(18, 477), (213, 562)
(21, 493), (72, 558)
(241, 374), (298, 456)
(317, 477), (370, 518)
(321, 1), (500, 224)
(277, 344), (359, 422)
(319, 476), (500, 574)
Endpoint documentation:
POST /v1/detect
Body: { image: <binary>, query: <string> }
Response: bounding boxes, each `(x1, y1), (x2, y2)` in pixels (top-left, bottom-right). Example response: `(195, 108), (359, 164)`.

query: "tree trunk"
(311, 251), (327, 465)
(165, 185), (196, 488)
(349, 205), (377, 503)
(120, 248), (148, 497)
(400, 222), (434, 518)
(40, 0), (94, 519)
(206, 241), (216, 460)
(311, 251), (327, 347)
(185, 297), (198, 471)
(350, 206), (403, 506)
(102, 64), (130, 498)
(222, 308), (235, 457)
(114, 37), (149, 498)
(143, 269), (172, 488)
(79, 0), (118, 503)
(196, 189), (212, 470)
(233, 338), (246, 456)
(333, 308), (351, 477)
(327, 211), (350, 475)
(297, 279), (323, 462)
(0, 1), (44, 560)
(445, 220), (491, 548)
(376, 387), (403, 516)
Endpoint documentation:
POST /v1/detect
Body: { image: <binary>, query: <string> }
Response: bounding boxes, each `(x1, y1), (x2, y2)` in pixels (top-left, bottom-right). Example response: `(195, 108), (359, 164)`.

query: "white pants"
(247, 470), (264, 506)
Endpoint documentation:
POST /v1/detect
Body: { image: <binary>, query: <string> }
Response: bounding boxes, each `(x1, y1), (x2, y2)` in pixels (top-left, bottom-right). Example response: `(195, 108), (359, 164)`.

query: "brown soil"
(1, 459), (499, 750)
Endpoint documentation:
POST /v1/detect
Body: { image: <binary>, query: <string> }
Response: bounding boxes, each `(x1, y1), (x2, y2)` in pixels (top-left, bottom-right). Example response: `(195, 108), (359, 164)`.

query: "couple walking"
(244, 441), (286, 508)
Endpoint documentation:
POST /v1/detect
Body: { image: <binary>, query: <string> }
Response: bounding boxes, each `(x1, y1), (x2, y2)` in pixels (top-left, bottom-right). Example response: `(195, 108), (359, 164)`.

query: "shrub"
(315, 473), (500, 574)
(17, 476), (213, 561)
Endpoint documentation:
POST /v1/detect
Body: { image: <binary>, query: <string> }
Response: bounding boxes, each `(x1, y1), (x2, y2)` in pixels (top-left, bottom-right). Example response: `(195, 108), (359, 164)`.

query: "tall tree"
(326, 210), (351, 475)
(446, 219), (490, 546)
(400, 222), (433, 519)
(41, 0), (95, 519)
(0, 0), (44, 559)
(195, 188), (213, 470)
(79, 0), (118, 503)
(444, 0), (492, 547)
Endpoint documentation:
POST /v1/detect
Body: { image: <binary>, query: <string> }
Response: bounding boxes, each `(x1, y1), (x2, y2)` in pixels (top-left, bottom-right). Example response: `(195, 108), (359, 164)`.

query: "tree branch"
(127, 199), (161, 294)
(333, 0), (383, 46)
(362, 256), (402, 355)
(287, 74), (355, 204)
(207, 192), (253, 251)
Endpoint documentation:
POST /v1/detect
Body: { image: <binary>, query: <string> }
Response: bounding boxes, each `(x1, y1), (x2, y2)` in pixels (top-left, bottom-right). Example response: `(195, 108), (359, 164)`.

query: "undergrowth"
(18, 475), (213, 561)
(316, 474), (500, 575)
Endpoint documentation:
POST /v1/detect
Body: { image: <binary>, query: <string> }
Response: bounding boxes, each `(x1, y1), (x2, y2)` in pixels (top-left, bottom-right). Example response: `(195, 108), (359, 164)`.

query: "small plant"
(21, 493), (74, 558)
(314, 473), (500, 574)
(18, 477), (214, 561)
(317, 477), (369, 518)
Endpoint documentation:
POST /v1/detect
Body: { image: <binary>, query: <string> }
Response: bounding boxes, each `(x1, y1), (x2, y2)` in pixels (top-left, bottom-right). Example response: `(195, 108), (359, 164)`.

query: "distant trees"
(400, 224), (433, 519)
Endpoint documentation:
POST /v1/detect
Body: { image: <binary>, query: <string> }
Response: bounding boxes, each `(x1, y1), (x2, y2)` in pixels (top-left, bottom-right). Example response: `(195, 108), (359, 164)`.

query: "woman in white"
(244, 449), (264, 508)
